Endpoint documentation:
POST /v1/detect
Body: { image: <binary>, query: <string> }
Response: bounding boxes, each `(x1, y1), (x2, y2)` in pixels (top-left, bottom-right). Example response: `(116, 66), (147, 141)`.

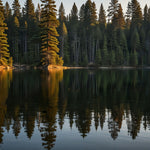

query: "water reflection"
(40, 70), (63, 150)
(0, 70), (12, 143)
(0, 69), (150, 149)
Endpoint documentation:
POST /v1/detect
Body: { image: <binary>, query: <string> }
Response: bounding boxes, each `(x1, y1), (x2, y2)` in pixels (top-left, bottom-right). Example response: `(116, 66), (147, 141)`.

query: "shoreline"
(62, 66), (150, 70)
(1, 65), (150, 71)
(0, 66), (12, 71)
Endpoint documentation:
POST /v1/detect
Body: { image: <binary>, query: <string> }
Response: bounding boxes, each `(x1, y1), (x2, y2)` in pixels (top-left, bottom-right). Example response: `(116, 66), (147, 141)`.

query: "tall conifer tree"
(0, 0), (10, 66)
(4, 2), (11, 20)
(131, 0), (143, 27)
(40, 0), (63, 66)
(126, 2), (132, 29)
(107, 0), (119, 23)
(12, 0), (20, 17)
(90, 2), (97, 26)
(99, 4), (106, 25)
(117, 4), (125, 29)
(58, 3), (68, 60)
(144, 5), (148, 23)
(79, 4), (85, 22)
(59, 2), (65, 22)
(84, 0), (92, 27)
(25, 0), (35, 20)
(102, 36), (109, 65)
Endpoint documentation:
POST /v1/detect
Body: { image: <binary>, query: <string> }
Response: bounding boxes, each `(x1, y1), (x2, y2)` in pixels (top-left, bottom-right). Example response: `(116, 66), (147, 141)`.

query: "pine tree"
(11, 0), (21, 64)
(116, 45), (124, 65)
(130, 50), (138, 66)
(0, 0), (10, 66)
(144, 5), (148, 23)
(79, 4), (85, 22)
(147, 31), (150, 65)
(118, 30), (129, 64)
(13, 16), (20, 63)
(84, 0), (97, 27)
(33, 4), (41, 65)
(12, 0), (20, 17)
(59, 2), (65, 22)
(131, 0), (143, 27)
(125, 2), (132, 29)
(126, 50), (129, 65)
(79, 5), (87, 65)
(70, 3), (78, 22)
(58, 3), (68, 60)
(110, 50), (115, 65)
(69, 3), (79, 64)
(90, 2), (97, 26)
(117, 4), (125, 29)
(107, 0), (119, 23)
(99, 3), (106, 25)
(63, 23), (69, 64)
(4, 2), (11, 20)
(84, 0), (92, 27)
(148, 8), (150, 23)
(59, 22), (68, 59)
(131, 28), (140, 52)
(95, 49), (102, 65)
(40, 0), (63, 66)
(25, 0), (35, 20)
(118, 30), (128, 54)
(36, 4), (41, 22)
(139, 28), (146, 65)
(24, 0), (38, 64)
(102, 36), (109, 65)
(84, 0), (98, 64)
(4, 2), (12, 63)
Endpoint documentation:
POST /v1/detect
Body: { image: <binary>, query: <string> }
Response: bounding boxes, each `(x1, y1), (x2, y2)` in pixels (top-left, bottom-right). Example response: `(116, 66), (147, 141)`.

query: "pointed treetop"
(107, 0), (119, 22)
(117, 4), (125, 29)
(70, 3), (78, 22)
(90, 2), (97, 26)
(59, 2), (66, 22)
(144, 4), (148, 22)
(12, 0), (21, 17)
(131, 0), (143, 27)
(79, 4), (85, 22)
(99, 3), (106, 25)
(25, 0), (35, 20)
(5, 2), (12, 19)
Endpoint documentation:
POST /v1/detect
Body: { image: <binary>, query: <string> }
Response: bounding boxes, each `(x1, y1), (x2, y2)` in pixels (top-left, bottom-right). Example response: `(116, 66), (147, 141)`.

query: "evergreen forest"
(1, 0), (150, 67)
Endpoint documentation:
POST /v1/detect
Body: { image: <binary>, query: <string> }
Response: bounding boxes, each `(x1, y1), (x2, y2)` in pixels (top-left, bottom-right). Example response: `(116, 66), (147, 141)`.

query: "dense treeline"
(1, 0), (150, 66)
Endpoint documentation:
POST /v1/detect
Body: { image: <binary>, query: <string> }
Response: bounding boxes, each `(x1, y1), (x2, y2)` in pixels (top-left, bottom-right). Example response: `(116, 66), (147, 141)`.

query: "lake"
(0, 69), (150, 150)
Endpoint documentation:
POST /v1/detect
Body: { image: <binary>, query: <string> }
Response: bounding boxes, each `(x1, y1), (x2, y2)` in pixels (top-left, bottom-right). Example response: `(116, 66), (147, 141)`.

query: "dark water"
(0, 69), (150, 150)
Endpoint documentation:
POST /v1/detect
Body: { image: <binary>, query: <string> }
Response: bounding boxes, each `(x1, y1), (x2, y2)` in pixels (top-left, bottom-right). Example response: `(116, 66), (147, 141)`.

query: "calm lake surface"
(0, 69), (150, 150)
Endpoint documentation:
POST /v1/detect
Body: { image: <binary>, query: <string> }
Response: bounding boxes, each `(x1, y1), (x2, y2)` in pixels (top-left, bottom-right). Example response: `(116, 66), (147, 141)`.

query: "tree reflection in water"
(0, 70), (150, 149)
(0, 70), (12, 143)
(40, 70), (63, 150)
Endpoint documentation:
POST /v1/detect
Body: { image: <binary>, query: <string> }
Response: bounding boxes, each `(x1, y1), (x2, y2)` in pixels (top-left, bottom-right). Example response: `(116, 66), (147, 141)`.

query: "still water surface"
(0, 69), (150, 150)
